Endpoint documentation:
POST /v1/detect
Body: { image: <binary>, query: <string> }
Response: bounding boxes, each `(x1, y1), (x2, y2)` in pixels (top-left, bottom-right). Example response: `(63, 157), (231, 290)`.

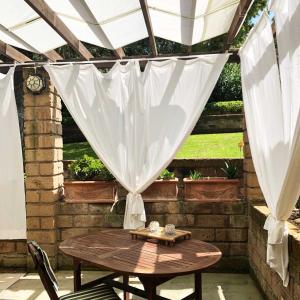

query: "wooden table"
(59, 229), (221, 300)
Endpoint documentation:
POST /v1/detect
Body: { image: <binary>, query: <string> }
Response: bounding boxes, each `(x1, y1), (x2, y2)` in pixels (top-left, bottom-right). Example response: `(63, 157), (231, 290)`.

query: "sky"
(251, 10), (274, 25)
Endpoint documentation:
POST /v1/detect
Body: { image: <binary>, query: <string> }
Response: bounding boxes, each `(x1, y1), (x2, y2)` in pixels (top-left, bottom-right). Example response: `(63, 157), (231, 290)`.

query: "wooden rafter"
(139, 0), (158, 57)
(114, 48), (125, 59)
(224, 0), (254, 50)
(0, 41), (31, 62)
(44, 49), (63, 61)
(24, 0), (93, 60)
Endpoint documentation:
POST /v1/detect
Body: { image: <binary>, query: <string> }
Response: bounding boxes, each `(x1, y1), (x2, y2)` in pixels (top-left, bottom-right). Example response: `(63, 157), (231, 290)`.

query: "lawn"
(63, 133), (244, 160)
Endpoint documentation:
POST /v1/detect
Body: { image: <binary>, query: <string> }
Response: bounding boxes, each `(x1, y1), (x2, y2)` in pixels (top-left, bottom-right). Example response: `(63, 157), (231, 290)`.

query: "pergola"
(3, 1), (300, 299)
(0, 0), (253, 67)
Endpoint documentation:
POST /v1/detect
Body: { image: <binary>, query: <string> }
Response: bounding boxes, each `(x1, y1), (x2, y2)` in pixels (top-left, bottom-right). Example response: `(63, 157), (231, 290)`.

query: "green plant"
(189, 170), (203, 180)
(159, 169), (175, 180)
(210, 64), (242, 101)
(221, 161), (238, 179)
(204, 101), (243, 115)
(69, 155), (114, 181)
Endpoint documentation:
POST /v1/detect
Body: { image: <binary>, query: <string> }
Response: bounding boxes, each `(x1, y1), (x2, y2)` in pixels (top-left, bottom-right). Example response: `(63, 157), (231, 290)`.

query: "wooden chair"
(27, 241), (120, 300)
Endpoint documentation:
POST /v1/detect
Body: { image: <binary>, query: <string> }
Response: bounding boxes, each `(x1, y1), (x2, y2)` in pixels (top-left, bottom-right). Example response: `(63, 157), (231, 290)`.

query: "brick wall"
(249, 205), (300, 299)
(0, 241), (27, 269)
(57, 200), (249, 270)
(244, 119), (300, 299)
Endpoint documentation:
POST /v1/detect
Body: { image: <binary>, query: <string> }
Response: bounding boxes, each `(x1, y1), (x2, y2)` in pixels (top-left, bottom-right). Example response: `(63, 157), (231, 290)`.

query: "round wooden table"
(59, 229), (221, 300)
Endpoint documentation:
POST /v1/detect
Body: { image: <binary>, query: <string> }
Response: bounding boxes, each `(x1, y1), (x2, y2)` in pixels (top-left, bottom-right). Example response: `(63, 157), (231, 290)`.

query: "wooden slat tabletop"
(59, 229), (221, 277)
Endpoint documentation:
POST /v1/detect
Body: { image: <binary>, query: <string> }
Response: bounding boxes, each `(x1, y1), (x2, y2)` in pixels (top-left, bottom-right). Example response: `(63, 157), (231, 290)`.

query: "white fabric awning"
(0, 0), (240, 54)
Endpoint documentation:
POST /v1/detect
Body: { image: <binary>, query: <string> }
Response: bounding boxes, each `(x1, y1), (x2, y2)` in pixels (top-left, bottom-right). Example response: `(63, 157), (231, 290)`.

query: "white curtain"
(45, 55), (228, 229)
(0, 68), (26, 239)
(240, 1), (300, 286)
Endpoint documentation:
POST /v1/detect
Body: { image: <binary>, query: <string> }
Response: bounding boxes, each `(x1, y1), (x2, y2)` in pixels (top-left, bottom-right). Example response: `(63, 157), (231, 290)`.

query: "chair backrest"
(27, 241), (59, 300)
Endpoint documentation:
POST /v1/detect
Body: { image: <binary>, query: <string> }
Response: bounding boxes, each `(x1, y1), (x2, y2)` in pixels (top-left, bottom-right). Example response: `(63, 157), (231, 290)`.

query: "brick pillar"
(243, 127), (264, 203)
(23, 68), (63, 269)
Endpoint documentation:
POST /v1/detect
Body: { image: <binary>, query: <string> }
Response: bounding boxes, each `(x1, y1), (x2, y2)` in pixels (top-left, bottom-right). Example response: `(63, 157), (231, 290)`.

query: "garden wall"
(57, 200), (248, 271)
(249, 204), (300, 300)
(63, 114), (244, 143)
(244, 124), (300, 299)
(192, 113), (243, 134)
(59, 157), (247, 270)
(0, 240), (27, 270)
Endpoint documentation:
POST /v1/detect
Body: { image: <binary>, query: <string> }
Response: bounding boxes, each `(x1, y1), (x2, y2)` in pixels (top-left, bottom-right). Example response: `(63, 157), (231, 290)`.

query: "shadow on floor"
(0, 271), (264, 300)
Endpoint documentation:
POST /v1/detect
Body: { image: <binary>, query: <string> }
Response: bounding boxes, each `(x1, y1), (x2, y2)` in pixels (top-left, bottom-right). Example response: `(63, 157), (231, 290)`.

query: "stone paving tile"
(0, 273), (25, 293)
(0, 271), (264, 300)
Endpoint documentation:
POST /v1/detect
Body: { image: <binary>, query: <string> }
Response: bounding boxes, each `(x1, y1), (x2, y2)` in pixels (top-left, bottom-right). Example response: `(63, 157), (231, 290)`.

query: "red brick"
(213, 202), (246, 215)
(230, 243), (247, 256)
(27, 230), (56, 244)
(41, 217), (56, 229)
(229, 215), (248, 228)
(194, 215), (229, 228)
(27, 217), (40, 229)
(165, 214), (194, 227)
(57, 216), (73, 228)
(188, 228), (215, 241)
(215, 229), (248, 242)
(0, 241), (15, 253)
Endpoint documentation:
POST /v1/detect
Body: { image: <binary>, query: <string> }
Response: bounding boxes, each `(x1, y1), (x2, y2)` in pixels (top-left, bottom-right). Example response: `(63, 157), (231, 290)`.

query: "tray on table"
(130, 227), (192, 246)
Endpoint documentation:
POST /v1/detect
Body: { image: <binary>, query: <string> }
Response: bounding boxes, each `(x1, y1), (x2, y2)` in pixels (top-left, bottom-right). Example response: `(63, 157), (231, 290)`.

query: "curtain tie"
(263, 214), (287, 245)
(126, 193), (146, 222)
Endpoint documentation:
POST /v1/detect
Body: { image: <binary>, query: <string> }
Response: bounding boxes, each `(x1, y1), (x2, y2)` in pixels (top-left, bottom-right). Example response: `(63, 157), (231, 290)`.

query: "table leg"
(194, 272), (202, 300)
(123, 275), (129, 300)
(73, 258), (81, 292)
(139, 277), (157, 300)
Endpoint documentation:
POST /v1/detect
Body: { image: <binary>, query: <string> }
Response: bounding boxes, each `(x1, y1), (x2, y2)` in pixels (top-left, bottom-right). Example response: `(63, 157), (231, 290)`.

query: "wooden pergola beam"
(224, 0), (253, 50)
(113, 48), (125, 59)
(24, 0), (93, 60)
(44, 49), (63, 61)
(0, 41), (31, 62)
(139, 0), (158, 57)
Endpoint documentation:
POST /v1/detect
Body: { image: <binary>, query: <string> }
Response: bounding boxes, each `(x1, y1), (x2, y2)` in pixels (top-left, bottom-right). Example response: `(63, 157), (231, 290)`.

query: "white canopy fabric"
(239, 1), (300, 286)
(0, 68), (26, 239)
(45, 54), (228, 229)
(0, 0), (240, 53)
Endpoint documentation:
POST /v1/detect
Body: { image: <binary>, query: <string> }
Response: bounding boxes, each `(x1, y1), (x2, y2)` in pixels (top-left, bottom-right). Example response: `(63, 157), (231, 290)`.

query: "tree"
(210, 63), (242, 101)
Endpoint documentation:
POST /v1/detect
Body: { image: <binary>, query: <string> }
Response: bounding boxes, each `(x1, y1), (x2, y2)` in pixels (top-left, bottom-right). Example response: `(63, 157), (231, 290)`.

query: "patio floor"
(0, 271), (264, 300)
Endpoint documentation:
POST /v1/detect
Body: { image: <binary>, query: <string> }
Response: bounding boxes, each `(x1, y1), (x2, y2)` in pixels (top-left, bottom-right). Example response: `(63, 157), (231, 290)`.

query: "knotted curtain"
(45, 55), (228, 229)
(240, 0), (300, 286)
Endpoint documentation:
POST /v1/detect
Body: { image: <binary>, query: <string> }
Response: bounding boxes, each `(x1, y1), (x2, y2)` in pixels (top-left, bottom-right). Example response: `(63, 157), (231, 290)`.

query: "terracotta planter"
(184, 178), (240, 202)
(142, 180), (178, 202)
(64, 180), (116, 203)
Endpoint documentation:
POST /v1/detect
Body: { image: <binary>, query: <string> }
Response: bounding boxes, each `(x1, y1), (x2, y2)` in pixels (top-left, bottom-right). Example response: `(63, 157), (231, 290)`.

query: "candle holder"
(165, 224), (176, 235)
(149, 221), (160, 232)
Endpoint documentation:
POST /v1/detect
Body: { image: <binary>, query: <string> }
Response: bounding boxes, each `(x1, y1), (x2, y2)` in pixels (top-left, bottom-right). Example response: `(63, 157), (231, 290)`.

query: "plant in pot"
(189, 170), (203, 180)
(64, 155), (116, 203)
(142, 169), (178, 201)
(221, 160), (238, 179)
(184, 164), (240, 202)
